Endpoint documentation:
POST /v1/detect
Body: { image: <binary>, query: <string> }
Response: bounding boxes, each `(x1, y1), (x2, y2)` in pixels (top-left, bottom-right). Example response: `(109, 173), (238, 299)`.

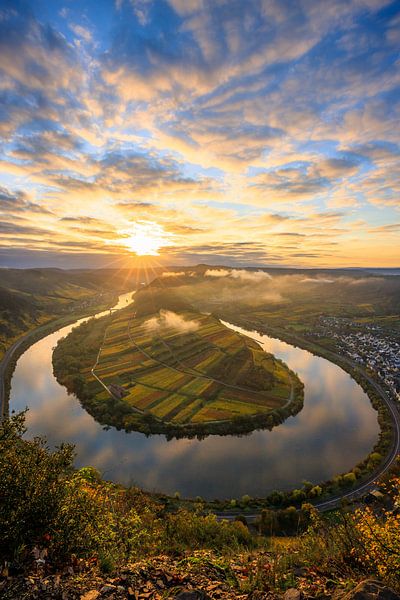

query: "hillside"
(1, 412), (399, 599)
(149, 268), (400, 318)
(0, 268), (161, 359)
(53, 288), (303, 437)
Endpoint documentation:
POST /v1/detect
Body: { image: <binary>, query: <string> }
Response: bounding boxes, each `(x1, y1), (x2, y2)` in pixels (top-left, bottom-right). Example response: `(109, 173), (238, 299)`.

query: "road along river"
(8, 292), (381, 500)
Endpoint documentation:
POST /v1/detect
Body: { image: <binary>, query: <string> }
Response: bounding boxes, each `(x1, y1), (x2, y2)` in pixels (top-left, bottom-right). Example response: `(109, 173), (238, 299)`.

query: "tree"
(0, 411), (74, 559)
(343, 472), (356, 486)
(308, 485), (322, 498)
(291, 489), (307, 503)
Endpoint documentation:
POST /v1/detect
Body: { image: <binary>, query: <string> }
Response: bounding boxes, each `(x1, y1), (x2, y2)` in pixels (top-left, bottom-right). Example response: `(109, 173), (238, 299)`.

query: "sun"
(120, 221), (172, 256)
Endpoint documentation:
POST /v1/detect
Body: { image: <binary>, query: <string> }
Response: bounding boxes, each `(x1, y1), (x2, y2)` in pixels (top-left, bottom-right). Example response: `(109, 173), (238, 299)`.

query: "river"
(9, 291), (380, 499)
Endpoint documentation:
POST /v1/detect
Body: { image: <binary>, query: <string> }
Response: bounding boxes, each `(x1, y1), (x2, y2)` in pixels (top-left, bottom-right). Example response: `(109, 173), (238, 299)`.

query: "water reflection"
(9, 297), (379, 499)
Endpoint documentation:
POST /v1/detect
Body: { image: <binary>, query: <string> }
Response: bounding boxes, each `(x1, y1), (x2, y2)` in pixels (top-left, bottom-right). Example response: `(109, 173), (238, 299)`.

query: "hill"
(149, 267), (400, 318)
(0, 267), (161, 359)
(53, 288), (303, 437)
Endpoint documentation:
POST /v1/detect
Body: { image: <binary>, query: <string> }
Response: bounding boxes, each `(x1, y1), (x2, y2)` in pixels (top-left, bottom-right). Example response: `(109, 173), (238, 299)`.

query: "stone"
(284, 589), (302, 600)
(250, 592), (275, 599)
(100, 584), (117, 595)
(339, 580), (400, 600)
(293, 567), (308, 577)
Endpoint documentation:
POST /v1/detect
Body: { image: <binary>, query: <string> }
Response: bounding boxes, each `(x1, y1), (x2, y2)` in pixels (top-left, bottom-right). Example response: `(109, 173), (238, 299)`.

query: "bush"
(162, 510), (253, 553)
(0, 412), (158, 564)
(343, 472), (356, 486)
(296, 475), (400, 589)
(0, 411), (74, 560)
(0, 412), (254, 568)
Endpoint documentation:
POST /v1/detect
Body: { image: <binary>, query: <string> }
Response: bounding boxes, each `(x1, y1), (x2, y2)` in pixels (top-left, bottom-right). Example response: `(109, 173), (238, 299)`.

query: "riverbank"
(208, 315), (399, 512)
(0, 293), (120, 419)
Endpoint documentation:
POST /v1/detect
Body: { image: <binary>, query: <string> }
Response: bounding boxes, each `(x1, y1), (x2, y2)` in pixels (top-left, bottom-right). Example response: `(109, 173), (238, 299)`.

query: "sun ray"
(117, 220), (173, 257)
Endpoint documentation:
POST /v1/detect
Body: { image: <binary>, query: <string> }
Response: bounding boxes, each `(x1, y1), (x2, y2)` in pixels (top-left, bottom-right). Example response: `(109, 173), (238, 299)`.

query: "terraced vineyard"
(82, 305), (294, 425)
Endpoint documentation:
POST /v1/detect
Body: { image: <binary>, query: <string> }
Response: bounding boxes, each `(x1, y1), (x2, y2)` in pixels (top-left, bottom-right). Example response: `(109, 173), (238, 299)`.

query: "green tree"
(0, 411), (74, 558)
(343, 472), (356, 485)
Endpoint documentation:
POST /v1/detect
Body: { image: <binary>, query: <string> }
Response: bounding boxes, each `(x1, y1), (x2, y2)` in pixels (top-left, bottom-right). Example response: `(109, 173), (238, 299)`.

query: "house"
(109, 383), (126, 399)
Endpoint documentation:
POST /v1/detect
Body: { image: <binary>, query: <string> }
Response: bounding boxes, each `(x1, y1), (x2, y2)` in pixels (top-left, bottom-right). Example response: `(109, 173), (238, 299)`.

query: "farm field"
(67, 295), (296, 426)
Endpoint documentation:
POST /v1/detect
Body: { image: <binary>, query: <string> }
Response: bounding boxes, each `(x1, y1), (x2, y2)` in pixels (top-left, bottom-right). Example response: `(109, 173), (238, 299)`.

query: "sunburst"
(120, 221), (172, 256)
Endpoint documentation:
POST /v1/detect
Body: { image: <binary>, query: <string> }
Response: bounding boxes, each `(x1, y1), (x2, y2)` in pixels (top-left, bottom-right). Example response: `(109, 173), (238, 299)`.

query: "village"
(308, 317), (400, 403)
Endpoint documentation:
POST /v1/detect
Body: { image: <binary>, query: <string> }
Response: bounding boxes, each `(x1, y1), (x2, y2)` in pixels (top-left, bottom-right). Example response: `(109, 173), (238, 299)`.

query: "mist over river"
(9, 291), (379, 499)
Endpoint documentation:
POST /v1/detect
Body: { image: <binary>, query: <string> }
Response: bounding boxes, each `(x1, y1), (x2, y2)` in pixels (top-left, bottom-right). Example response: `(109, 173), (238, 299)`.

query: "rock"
(293, 567), (308, 577)
(284, 589), (302, 600)
(339, 580), (400, 600)
(175, 591), (212, 600)
(100, 584), (117, 595)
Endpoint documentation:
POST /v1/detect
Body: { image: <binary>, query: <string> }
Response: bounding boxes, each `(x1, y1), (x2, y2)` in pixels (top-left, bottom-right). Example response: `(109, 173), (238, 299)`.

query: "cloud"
(144, 309), (200, 333)
(301, 278), (334, 283)
(230, 269), (273, 282)
(0, 0), (398, 268)
(204, 268), (273, 282)
(69, 24), (92, 43)
(161, 271), (187, 277)
(204, 269), (231, 277)
(204, 269), (272, 284)
(0, 185), (52, 215)
(368, 223), (400, 234)
(0, 221), (50, 236)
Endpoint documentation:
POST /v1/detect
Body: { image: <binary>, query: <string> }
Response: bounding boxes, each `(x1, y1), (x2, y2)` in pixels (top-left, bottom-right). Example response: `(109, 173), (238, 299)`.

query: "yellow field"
(89, 305), (293, 425)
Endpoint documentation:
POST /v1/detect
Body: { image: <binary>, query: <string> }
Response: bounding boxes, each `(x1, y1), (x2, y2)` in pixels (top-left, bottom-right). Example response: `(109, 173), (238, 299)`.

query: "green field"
(85, 305), (293, 425)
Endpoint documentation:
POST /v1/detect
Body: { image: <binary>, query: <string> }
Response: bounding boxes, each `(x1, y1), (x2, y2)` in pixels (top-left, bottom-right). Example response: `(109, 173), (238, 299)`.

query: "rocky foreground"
(1, 552), (399, 600)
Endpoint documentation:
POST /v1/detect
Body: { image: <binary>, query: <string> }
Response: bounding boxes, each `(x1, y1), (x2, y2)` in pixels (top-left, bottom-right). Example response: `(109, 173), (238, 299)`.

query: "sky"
(0, 0), (399, 269)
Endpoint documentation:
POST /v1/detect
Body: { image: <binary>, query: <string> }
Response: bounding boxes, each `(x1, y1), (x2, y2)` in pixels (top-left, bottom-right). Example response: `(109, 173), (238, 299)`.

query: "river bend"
(9, 292), (379, 499)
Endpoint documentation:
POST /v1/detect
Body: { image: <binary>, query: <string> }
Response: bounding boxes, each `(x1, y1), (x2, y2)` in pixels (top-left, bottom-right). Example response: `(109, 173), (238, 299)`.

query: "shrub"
(0, 412), (157, 564)
(0, 411), (74, 560)
(162, 510), (253, 553)
(343, 472), (356, 485)
(296, 476), (400, 589)
(0, 411), (255, 568)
